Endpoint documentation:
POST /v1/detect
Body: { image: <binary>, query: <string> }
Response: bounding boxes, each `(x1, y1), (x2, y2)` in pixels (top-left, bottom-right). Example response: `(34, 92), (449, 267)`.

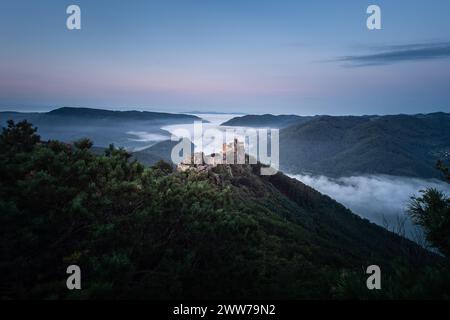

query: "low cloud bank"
(289, 174), (450, 239)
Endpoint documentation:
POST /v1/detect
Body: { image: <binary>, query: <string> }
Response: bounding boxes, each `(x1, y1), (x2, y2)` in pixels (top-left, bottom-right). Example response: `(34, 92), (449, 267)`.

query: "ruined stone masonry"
(177, 138), (247, 173)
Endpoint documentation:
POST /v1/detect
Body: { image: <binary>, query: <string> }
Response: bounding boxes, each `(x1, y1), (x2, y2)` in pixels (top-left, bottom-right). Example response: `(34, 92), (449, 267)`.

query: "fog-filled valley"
(289, 173), (450, 240)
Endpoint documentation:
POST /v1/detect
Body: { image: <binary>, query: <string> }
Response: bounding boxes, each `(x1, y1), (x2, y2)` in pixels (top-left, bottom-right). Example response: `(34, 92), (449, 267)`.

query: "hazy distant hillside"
(0, 107), (201, 150)
(47, 107), (202, 121)
(131, 140), (195, 166)
(0, 107), (202, 123)
(280, 113), (450, 179)
(222, 114), (313, 128)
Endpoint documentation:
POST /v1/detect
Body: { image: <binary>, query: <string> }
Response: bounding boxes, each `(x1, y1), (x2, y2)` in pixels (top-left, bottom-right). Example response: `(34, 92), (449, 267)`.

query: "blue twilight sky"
(1, 0), (450, 115)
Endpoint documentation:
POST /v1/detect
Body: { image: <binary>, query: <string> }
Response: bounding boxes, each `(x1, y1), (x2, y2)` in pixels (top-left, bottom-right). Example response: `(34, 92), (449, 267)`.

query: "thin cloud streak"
(335, 42), (450, 67)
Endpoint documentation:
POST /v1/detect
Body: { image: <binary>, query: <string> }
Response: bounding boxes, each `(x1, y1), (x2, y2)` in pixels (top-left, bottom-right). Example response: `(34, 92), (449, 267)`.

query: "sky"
(1, 0), (450, 115)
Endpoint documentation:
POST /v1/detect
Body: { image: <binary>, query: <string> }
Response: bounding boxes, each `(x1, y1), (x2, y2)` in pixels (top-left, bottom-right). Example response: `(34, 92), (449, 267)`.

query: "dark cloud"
(335, 42), (450, 67)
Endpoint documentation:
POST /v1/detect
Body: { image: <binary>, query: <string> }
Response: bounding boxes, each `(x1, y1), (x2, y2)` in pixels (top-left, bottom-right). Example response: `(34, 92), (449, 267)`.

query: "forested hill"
(1, 107), (201, 122)
(221, 112), (450, 179)
(279, 113), (450, 179)
(221, 114), (312, 128)
(0, 120), (447, 300)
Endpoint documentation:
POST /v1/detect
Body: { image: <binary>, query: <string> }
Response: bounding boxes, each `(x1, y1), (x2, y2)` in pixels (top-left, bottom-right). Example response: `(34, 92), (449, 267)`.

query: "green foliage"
(0, 119), (40, 152)
(437, 159), (450, 182)
(332, 260), (450, 299)
(408, 160), (450, 258)
(152, 160), (173, 174)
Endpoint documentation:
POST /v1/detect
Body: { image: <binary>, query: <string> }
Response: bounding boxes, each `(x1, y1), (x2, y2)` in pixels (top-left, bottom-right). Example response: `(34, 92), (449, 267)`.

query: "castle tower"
(234, 138), (238, 164)
(222, 143), (227, 162)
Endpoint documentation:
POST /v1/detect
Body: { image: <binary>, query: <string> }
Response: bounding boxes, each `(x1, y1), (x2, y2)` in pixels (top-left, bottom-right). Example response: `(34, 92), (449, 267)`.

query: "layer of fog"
(289, 173), (450, 240)
(162, 113), (248, 154)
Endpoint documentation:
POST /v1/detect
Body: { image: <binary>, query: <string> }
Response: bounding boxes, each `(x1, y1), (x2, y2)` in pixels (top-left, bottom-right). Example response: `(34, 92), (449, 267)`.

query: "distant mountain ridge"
(221, 114), (313, 128)
(1, 107), (202, 121)
(47, 107), (202, 121)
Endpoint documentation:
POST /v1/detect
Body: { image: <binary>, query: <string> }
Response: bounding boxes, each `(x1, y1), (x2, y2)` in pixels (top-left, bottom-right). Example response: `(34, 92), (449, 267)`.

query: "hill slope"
(131, 140), (195, 166)
(280, 113), (450, 179)
(222, 114), (312, 128)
